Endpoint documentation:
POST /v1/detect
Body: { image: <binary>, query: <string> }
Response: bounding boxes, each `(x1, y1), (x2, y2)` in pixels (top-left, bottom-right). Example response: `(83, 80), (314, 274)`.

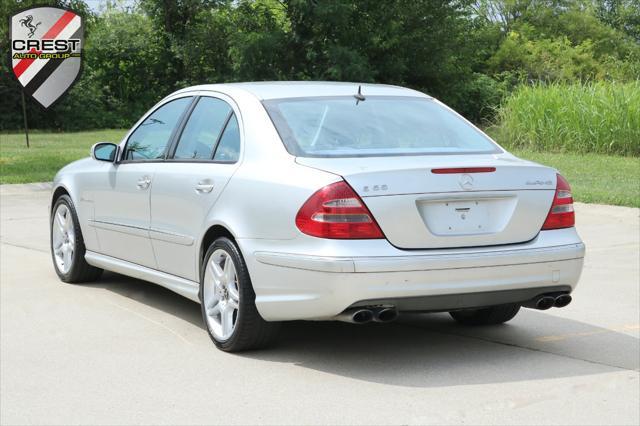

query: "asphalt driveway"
(1, 183), (638, 425)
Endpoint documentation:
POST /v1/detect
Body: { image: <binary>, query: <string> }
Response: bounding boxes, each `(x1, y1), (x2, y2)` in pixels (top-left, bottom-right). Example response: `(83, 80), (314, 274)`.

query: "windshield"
(263, 96), (501, 157)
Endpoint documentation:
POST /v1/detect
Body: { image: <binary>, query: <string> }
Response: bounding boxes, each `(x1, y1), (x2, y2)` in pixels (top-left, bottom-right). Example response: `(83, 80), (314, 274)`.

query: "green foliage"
(490, 82), (640, 156)
(488, 32), (604, 82)
(483, 1), (640, 83)
(227, 0), (292, 81)
(596, 0), (640, 42)
(0, 0), (638, 132)
(82, 10), (172, 126)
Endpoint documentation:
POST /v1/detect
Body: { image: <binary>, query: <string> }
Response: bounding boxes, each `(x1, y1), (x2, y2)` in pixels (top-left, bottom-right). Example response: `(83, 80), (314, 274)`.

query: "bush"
(491, 81), (640, 156)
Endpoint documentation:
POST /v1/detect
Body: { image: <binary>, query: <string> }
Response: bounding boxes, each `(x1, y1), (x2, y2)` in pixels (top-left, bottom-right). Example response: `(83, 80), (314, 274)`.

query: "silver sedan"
(50, 82), (585, 351)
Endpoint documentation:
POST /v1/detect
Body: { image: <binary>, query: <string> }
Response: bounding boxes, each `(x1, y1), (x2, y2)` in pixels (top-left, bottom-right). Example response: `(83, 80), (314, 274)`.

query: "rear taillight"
(542, 174), (575, 230)
(295, 181), (384, 239)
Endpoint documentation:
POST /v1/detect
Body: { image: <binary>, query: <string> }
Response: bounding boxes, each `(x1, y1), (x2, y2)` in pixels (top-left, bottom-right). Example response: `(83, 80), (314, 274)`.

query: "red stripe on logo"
(42, 11), (77, 39)
(13, 11), (77, 79)
(12, 48), (42, 78)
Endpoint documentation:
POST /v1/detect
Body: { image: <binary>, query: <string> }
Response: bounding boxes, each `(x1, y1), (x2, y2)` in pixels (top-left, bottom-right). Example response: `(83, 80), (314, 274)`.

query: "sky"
(84, 0), (103, 10)
(83, 0), (137, 12)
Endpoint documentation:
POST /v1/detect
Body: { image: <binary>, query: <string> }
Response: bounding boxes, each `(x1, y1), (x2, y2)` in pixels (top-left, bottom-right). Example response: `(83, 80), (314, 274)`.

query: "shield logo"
(10, 6), (84, 109)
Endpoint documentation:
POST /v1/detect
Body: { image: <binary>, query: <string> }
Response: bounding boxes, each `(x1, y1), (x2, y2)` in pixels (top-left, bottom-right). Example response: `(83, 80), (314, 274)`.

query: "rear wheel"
(449, 304), (520, 325)
(50, 195), (103, 283)
(200, 237), (279, 352)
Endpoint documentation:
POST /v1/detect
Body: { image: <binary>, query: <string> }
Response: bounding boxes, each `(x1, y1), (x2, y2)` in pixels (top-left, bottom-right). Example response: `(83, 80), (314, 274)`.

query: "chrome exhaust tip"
(335, 308), (374, 324)
(554, 294), (572, 308)
(536, 296), (556, 310)
(352, 309), (374, 324)
(523, 295), (556, 310)
(373, 307), (398, 323)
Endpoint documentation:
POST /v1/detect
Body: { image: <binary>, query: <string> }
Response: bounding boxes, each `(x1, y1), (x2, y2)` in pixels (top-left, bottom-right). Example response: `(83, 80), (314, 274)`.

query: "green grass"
(1, 129), (638, 207)
(490, 81), (640, 156)
(0, 129), (127, 184)
(511, 150), (640, 208)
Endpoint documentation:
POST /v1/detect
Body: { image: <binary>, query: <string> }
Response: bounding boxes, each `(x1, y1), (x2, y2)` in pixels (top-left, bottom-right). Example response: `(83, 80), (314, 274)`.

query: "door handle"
(136, 176), (151, 190)
(195, 181), (214, 193)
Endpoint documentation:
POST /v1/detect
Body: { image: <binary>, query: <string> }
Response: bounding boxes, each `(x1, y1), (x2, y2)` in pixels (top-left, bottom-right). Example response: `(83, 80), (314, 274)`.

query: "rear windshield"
(263, 96), (501, 157)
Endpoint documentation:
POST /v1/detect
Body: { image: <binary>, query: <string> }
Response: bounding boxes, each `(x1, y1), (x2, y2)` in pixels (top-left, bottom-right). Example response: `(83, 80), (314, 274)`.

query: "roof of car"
(172, 81), (430, 100)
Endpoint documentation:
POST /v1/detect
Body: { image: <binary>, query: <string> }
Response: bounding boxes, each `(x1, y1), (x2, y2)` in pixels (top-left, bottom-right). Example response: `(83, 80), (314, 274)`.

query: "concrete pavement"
(1, 183), (638, 425)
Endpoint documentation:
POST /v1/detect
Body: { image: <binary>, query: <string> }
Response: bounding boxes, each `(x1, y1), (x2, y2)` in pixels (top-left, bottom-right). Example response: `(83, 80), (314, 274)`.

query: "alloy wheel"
(52, 204), (75, 274)
(203, 249), (240, 340)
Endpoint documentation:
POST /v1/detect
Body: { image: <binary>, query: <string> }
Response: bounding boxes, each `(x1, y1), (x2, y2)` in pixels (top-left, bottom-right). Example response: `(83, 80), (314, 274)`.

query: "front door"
(92, 96), (194, 268)
(150, 95), (242, 281)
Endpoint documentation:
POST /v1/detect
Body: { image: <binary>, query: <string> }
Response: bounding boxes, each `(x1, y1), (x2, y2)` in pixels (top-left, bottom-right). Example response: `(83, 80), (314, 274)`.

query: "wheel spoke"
(207, 300), (221, 317)
(227, 297), (238, 310)
(56, 210), (66, 233)
(228, 284), (239, 303)
(221, 304), (234, 336)
(202, 285), (215, 311)
(64, 209), (72, 231)
(223, 256), (235, 283)
(209, 260), (224, 285)
(62, 244), (72, 268)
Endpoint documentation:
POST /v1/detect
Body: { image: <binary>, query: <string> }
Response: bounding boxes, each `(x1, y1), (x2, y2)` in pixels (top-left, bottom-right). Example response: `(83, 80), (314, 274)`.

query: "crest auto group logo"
(10, 6), (84, 109)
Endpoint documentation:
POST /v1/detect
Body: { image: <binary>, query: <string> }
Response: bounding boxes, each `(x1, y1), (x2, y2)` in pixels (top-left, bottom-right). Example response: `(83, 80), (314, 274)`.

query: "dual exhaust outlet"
(337, 307), (398, 324)
(523, 293), (572, 310)
(336, 292), (572, 322)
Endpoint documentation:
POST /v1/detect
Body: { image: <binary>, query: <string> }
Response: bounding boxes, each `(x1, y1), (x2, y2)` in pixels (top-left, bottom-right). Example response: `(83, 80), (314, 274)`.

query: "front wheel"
(449, 304), (521, 326)
(200, 237), (279, 352)
(50, 194), (103, 283)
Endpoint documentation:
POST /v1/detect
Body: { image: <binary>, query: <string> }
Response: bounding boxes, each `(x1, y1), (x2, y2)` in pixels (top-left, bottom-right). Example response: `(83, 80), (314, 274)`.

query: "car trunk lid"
(296, 154), (557, 249)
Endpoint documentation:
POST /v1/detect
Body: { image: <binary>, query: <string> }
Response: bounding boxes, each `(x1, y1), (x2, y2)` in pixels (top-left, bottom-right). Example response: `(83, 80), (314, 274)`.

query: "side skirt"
(85, 251), (200, 303)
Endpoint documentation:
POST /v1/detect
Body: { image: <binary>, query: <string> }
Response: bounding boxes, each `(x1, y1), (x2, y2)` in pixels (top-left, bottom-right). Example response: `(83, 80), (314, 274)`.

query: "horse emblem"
(19, 15), (41, 38)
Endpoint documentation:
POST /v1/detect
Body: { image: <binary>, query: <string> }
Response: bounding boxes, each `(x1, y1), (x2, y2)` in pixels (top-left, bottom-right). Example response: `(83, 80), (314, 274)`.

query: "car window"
(213, 114), (240, 162)
(124, 97), (192, 161)
(174, 97), (232, 160)
(263, 97), (500, 157)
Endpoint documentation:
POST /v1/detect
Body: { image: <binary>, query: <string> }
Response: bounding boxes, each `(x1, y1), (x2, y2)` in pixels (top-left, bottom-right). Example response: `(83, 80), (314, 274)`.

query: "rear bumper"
(239, 228), (585, 321)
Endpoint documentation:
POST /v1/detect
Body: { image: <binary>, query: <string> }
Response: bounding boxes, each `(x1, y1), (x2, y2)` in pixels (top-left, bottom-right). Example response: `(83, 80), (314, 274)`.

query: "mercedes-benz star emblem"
(459, 174), (474, 190)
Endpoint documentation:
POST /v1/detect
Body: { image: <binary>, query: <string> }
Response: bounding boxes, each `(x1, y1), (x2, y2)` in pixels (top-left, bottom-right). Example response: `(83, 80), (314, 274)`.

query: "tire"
(50, 194), (103, 283)
(449, 303), (521, 326)
(200, 237), (279, 352)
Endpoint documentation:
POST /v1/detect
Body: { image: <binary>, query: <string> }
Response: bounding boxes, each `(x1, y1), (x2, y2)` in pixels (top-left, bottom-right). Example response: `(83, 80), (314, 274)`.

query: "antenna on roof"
(354, 85), (365, 105)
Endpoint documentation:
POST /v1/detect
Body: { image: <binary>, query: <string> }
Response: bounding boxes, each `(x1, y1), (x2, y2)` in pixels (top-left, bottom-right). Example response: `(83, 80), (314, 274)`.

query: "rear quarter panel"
(196, 88), (340, 256)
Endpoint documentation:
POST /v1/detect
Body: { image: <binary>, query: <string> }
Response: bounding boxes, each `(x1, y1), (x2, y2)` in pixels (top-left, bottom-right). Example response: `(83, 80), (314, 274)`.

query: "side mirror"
(91, 142), (118, 162)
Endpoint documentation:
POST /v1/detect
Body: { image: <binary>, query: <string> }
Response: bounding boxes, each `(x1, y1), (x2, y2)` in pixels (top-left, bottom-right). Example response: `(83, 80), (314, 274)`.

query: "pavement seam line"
(103, 299), (193, 346)
(401, 321), (640, 373)
(0, 240), (49, 254)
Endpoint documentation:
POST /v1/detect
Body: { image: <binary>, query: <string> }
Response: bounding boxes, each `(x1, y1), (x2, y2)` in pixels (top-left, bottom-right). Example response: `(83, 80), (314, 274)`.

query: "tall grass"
(491, 81), (640, 156)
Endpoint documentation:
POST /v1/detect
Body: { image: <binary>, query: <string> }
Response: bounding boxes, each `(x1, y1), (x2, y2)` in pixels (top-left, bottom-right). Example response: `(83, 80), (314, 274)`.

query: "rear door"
(92, 96), (193, 268)
(296, 155), (557, 249)
(150, 94), (242, 281)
